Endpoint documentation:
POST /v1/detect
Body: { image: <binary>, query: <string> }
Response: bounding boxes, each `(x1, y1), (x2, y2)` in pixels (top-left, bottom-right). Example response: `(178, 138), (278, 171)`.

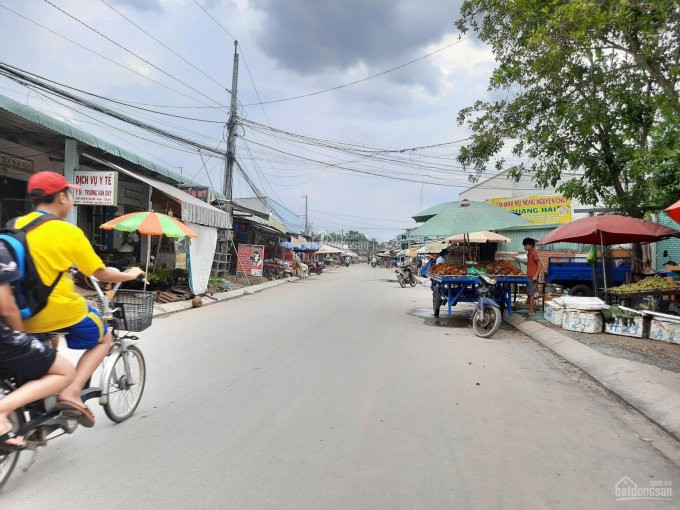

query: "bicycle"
(0, 275), (153, 489)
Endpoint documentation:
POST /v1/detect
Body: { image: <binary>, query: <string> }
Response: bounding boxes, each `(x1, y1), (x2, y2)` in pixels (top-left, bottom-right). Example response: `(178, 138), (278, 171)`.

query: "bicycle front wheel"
(103, 345), (146, 423)
(0, 409), (24, 491)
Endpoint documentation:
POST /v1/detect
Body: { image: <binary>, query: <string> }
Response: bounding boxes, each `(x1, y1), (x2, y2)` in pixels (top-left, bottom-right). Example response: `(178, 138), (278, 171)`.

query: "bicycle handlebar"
(88, 270), (148, 318)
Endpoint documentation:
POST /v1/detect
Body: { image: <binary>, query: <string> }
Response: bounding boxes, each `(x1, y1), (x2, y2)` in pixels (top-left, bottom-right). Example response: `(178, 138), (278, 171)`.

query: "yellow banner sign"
(487, 195), (571, 224)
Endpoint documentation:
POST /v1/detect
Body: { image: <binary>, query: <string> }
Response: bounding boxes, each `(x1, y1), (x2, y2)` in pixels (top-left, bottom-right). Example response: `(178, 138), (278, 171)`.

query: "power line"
(42, 0), (227, 108)
(0, 61), (226, 123)
(192, 0), (468, 107)
(241, 37), (469, 106)
(310, 208), (411, 224)
(191, 0), (237, 40)
(97, 0), (231, 94)
(190, 1), (303, 196)
(239, 49), (303, 197)
(0, 2), (221, 109)
(240, 137), (466, 186)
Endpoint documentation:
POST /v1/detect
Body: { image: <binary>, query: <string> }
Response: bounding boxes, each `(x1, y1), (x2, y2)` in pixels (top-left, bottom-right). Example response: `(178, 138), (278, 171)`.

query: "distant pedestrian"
(520, 238), (542, 315)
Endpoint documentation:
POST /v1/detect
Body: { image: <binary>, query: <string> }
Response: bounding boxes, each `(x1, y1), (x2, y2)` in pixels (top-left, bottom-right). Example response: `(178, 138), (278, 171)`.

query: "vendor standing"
(435, 250), (447, 265)
(519, 238), (542, 315)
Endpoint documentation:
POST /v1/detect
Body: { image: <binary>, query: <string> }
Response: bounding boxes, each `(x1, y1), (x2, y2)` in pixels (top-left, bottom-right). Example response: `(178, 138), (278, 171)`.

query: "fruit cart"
(607, 276), (680, 312)
(429, 262), (528, 318)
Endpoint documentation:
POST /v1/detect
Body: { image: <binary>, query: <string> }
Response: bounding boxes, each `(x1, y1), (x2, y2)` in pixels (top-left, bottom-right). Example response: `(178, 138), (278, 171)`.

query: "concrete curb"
(152, 277), (299, 318)
(505, 313), (680, 440)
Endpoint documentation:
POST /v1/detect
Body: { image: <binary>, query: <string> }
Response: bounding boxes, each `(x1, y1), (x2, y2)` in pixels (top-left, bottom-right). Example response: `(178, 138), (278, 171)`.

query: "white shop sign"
(73, 171), (118, 206)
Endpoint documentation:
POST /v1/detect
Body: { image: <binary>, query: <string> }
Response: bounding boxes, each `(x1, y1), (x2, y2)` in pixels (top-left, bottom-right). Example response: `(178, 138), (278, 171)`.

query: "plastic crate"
(107, 290), (156, 332)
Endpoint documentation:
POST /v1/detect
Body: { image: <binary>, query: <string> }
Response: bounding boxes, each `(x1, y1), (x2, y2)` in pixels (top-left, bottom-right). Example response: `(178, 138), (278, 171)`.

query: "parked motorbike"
(371, 261), (377, 268)
(308, 261), (323, 275)
(395, 266), (417, 288)
(471, 273), (502, 338)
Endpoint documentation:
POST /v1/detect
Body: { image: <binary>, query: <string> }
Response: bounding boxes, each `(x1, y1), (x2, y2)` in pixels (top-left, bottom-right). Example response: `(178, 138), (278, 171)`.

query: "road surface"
(2, 265), (679, 509)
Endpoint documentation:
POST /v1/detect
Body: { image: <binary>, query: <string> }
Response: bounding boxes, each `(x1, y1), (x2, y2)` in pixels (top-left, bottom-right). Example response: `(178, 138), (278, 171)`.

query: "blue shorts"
(526, 278), (538, 296)
(65, 305), (109, 350)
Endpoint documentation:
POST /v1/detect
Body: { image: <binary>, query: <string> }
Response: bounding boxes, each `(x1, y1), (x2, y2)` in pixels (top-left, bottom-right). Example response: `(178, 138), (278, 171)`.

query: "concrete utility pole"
(303, 194), (308, 235)
(224, 40), (239, 200)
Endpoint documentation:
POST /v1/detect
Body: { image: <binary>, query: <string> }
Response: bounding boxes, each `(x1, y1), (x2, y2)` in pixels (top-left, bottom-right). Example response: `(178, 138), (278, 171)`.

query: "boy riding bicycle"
(12, 171), (143, 427)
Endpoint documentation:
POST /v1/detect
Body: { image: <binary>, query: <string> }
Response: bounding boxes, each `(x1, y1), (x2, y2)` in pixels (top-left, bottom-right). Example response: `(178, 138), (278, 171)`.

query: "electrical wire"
(240, 37), (469, 106)
(41, 0), (227, 108)
(97, 0), (231, 94)
(191, 0), (237, 40)
(0, 2), (221, 109)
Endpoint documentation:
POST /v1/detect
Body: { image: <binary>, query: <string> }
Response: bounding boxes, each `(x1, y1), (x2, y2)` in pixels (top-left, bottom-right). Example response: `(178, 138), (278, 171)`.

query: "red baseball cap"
(27, 171), (81, 199)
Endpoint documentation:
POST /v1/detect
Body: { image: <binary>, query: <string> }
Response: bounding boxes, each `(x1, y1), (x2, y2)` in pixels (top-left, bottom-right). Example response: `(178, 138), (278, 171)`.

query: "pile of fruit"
(429, 263), (466, 276)
(610, 276), (678, 295)
(481, 261), (524, 276)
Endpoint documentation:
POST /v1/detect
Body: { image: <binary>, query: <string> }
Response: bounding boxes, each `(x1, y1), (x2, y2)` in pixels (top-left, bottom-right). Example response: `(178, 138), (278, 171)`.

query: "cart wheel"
(569, 284), (592, 297)
(433, 287), (442, 317)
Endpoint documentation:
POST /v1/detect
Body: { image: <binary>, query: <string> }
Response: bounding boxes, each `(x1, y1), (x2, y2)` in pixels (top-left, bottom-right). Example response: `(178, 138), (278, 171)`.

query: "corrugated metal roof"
(497, 224), (588, 252)
(0, 93), (227, 199)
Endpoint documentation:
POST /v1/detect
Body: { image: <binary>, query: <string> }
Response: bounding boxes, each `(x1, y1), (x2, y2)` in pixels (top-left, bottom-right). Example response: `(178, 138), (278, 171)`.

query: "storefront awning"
(83, 153), (230, 229)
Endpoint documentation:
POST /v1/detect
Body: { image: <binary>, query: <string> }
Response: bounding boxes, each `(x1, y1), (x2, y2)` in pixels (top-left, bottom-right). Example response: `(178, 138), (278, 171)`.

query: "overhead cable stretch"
(191, 0), (237, 40)
(0, 3), (223, 109)
(0, 64), (227, 158)
(191, 1), (467, 107)
(1, 63), (522, 189)
(41, 0), (227, 108)
(97, 0), (230, 93)
(0, 62), (226, 123)
(239, 36), (468, 106)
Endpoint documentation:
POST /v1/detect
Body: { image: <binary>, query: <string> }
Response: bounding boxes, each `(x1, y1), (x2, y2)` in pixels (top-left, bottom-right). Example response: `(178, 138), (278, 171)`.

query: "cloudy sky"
(0, 0), (497, 240)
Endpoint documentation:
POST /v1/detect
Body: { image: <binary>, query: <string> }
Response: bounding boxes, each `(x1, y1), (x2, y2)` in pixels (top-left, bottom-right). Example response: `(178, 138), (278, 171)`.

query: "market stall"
(538, 214), (680, 343)
(411, 200), (530, 319)
(428, 261), (527, 317)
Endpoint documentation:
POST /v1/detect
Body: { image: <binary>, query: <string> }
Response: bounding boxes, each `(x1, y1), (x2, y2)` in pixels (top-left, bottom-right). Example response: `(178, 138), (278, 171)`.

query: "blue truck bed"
(546, 256), (631, 295)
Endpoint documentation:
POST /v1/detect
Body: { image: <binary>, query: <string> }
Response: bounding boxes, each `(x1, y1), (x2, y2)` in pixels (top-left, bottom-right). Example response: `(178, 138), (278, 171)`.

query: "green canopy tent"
(411, 199), (529, 237)
(411, 199), (529, 262)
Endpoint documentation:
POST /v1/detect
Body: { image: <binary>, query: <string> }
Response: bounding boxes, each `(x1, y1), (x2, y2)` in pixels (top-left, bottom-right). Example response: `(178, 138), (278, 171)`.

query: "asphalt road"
(2, 265), (679, 509)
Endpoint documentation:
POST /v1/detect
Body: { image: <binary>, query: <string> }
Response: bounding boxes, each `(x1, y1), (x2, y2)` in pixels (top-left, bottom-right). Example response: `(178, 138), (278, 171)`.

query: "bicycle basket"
(109, 290), (156, 332)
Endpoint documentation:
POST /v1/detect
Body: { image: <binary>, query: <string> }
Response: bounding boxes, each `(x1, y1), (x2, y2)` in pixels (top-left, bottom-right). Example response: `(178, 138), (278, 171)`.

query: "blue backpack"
(0, 213), (63, 319)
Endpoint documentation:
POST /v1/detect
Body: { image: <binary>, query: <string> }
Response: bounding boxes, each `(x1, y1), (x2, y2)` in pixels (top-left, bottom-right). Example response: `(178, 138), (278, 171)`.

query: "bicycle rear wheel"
(103, 345), (146, 423)
(0, 410), (24, 491)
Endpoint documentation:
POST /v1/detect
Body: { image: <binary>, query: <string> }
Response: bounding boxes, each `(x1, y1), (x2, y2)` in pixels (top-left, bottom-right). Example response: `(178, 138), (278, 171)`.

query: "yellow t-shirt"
(14, 212), (105, 333)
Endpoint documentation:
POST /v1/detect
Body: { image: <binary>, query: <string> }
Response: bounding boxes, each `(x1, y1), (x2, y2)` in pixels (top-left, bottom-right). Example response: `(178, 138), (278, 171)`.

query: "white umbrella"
(447, 231), (511, 244)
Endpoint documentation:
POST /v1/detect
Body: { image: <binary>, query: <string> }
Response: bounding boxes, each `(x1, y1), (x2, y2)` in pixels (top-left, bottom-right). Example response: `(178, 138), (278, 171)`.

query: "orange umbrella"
(100, 211), (198, 237)
(101, 211), (198, 289)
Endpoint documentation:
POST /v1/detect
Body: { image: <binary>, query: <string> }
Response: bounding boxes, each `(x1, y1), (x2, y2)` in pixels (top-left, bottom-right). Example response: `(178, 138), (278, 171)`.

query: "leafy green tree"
(456, 0), (680, 215)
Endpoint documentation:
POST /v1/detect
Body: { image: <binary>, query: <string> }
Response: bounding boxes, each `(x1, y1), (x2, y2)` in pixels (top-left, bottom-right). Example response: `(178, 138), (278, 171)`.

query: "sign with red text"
(73, 171), (118, 206)
(236, 244), (264, 276)
(487, 194), (571, 224)
(179, 185), (214, 204)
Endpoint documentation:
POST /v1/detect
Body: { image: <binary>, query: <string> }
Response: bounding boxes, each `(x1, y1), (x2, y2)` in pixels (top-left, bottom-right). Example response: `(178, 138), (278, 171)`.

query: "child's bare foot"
(0, 418), (25, 449)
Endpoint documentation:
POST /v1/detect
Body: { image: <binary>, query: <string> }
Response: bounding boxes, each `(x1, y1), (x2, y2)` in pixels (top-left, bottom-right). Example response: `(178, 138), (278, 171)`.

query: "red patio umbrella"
(538, 215), (680, 291)
(664, 200), (680, 225)
(538, 215), (678, 246)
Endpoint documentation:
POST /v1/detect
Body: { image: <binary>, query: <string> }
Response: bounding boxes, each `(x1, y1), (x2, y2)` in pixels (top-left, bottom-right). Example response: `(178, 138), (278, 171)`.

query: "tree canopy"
(456, 0), (680, 216)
